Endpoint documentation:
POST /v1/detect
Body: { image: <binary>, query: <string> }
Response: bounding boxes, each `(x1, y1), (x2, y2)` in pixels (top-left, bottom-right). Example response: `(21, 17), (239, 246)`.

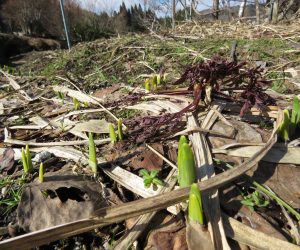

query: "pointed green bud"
(278, 109), (290, 142)
(188, 183), (204, 225)
(25, 145), (33, 173)
(178, 143), (196, 187)
(88, 132), (97, 174)
(177, 135), (189, 183)
(144, 79), (151, 91)
(290, 96), (300, 135)
(109, 123), (117, 143)
(178, 135), (189, 152)
(117, 119), (123, 141)
(156, 74), (161, 85)
(152, 75), (157, 90)
(22, 147), (29, 173)
(292, 96), (299, 124)
(73, 97), (80, 110)
(39, 162), (44, 183)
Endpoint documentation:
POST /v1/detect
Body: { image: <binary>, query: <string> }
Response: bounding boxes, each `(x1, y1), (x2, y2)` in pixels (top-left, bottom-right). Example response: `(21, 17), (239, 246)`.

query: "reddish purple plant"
(119, 57), (274, 145)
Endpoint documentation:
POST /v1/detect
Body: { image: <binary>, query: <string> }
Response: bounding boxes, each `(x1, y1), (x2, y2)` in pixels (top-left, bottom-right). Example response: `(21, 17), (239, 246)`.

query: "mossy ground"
(12, 34), (299, 94)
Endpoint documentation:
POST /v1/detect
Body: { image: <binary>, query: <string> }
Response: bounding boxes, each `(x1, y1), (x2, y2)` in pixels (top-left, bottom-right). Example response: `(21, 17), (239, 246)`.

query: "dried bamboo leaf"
(52, 86), (99, 105)
(222, 213), (300, 250)
(213, 144), (300, 164)
(0, 69), (33, 101)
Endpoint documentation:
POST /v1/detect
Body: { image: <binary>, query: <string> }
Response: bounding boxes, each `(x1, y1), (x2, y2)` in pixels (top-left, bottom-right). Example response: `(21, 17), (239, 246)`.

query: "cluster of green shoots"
(144, 74), (163, 91)
(278, 96), (300, 142)
(108, 119), (124, 144)
(87, 120), (125, 176)
(21, 145), (33, 174)
(177, 135), (204, 225)
(21, 145), (44, 183)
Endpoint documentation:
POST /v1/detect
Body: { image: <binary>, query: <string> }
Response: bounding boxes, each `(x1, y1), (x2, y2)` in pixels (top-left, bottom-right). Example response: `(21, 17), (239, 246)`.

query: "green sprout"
(152, 75), (157, 90)
(144, 79), (151, 91)
(214, 158), (300, 221)
(108, 123), (117, 144)
(56, 91), (65, 104)
(290, 96), (300, 135)
(178, 138), (196, 187)
(157, 74), (161, 85)
(177, 135), (189, 165)
(21, 145), (33, 173)
(117, 119), (123, 141)
(39, 162), (44, 183)
(21, 147), (28, 173)
(0, 175), (27, 214)
(88, 132), (97, 174)
(58, 119), (66, 132)
(139, 169), (163, 188)
(188, 183), (204, 225)
(73, 97), (80, 110)
(278, 109), (290, 142)
(278, 96), (300, 142)
(241, 190), (269, 211)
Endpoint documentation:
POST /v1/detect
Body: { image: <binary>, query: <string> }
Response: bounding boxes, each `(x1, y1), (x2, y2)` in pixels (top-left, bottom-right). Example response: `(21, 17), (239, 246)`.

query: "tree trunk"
(213, 0), (219, 20)
(238, 0), (247, 18)
(278, 0), (300, 21)
(183, 0), (188, 21)
(272, 0), (279, 23)
(172, 0), (176, 29)
(255, 0), (260, 24)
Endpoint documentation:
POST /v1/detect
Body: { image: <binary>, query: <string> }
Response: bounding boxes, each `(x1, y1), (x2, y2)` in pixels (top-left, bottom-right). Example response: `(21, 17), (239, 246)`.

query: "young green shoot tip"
(88, 132), (97, 174)
(117, 119), (123, 141)
(144, 79), (151, 91)
(21, 147), (29, 173)
(188, 183), (204, 225)
(73, 97), (80, 110)
(109, 123), (117, 144)
(39, 162), (44, 183)
(177, 137), (196, 187)
(22, 145), (33, 174)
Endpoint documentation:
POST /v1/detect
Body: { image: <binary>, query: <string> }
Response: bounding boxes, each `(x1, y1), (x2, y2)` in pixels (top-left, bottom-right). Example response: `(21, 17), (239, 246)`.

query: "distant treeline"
(0, 0), (157, 41)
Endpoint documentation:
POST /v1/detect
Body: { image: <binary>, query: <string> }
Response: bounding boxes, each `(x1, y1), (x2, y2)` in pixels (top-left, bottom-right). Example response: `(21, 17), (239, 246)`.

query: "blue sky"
(80, 0), (143, 14)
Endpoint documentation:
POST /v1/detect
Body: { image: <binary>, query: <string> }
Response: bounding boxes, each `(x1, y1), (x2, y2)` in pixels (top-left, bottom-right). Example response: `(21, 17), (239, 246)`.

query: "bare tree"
(212, 0), (219, 19)
(172, 0), (176, 28)
(255, 0), (260, 23)
(272, 0), (279, 22)
(238, 0), (247, 18)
